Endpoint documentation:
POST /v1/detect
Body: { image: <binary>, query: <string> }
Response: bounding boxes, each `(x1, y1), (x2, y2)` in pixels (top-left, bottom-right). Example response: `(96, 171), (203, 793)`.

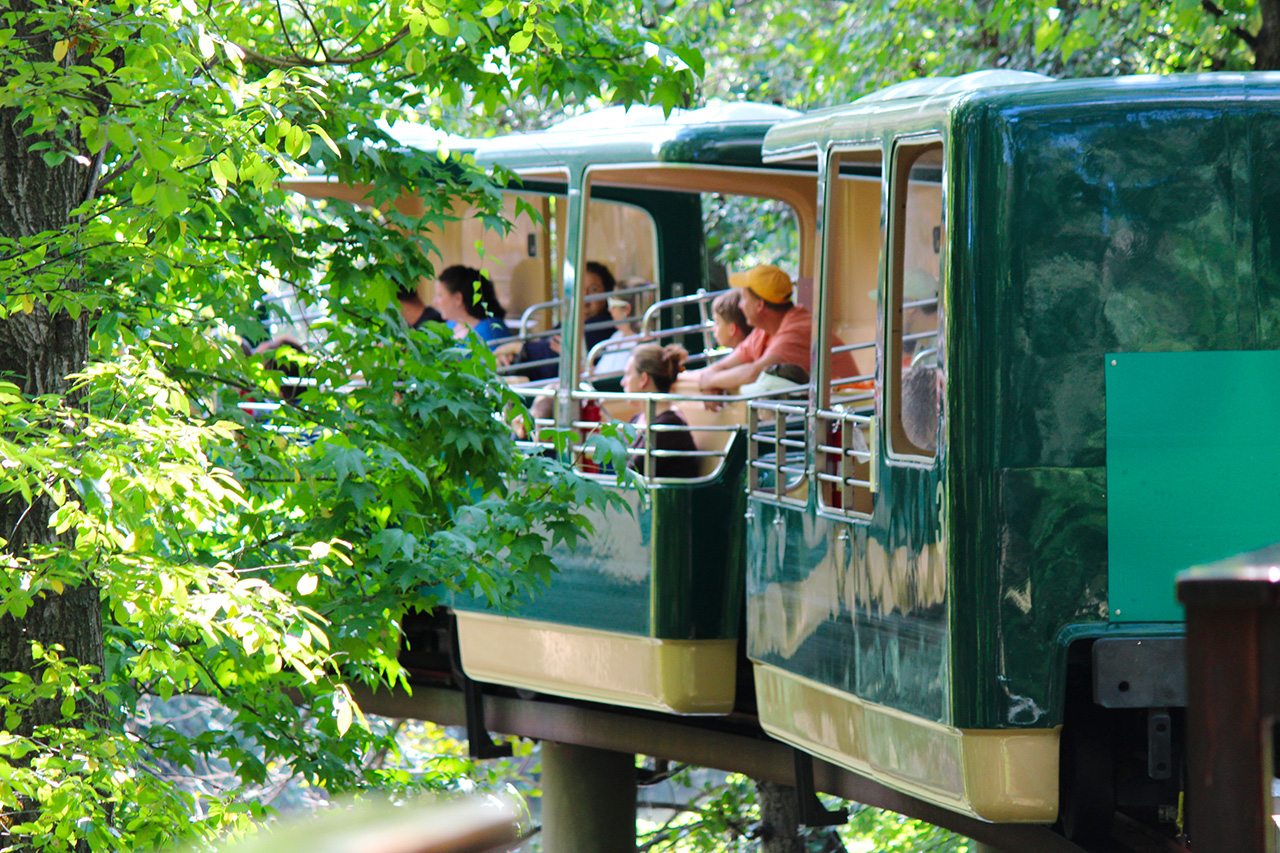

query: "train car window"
(887, 141), (943, 461)
(572, 165), (817, 484)
(817, 147), (882, 517)
(580, 197), (660, 378)
(282, 180), (563, 348)
(704, 195), (800, 289)
(461, 191), (558, 333)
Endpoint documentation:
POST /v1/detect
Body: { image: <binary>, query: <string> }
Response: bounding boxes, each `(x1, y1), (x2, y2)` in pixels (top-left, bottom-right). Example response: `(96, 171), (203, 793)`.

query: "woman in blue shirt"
(431, 265), (513, 347)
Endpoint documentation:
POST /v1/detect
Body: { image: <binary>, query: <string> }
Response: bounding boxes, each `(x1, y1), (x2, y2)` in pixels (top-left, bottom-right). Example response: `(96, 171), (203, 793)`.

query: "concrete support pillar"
(541, 741), (636, 853)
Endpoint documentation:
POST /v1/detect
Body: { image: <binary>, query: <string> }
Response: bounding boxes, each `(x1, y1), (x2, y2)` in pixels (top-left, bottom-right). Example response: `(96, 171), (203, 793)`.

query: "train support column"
(541, 741), (637, 852)
(1178, 551), (1280, 853)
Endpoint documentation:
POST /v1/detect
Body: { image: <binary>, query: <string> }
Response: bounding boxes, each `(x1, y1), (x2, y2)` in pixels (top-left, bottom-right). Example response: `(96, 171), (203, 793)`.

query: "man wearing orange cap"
(692, 264), (855, 392)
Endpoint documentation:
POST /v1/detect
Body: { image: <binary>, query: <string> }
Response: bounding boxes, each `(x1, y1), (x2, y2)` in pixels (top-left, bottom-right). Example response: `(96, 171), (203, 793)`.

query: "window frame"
(814, 143), (884, 520)
(884, 135), (945, 465)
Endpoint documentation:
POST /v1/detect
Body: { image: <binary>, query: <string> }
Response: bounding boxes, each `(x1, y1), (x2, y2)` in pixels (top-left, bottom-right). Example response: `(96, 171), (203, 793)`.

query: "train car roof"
(457, 101), (802, 178)
(762, 70), (1280, 161)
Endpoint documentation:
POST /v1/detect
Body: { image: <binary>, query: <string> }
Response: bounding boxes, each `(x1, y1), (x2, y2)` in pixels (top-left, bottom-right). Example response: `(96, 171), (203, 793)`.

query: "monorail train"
(290, 70), (1280, 844)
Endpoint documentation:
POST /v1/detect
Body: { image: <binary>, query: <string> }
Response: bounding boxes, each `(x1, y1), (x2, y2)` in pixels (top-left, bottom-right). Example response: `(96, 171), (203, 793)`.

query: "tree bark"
(1256, 0), (1280, 70)
(756, 781), (806, 853)
(755, 781), (846, 853)
(0, 0), (105, 779)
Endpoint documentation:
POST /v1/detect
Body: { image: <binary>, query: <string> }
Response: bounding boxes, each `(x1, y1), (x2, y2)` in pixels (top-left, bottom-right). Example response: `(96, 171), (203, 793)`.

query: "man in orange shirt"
(691, 264), (856, 392)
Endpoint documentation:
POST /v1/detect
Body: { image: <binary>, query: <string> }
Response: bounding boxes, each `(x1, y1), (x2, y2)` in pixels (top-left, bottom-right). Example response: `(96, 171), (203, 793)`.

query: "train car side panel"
(948, 90), (1269, 731)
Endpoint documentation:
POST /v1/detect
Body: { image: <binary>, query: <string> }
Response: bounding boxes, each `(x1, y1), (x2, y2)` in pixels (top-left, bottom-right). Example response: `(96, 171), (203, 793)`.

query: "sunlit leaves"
(1, 0), (686, 849)
(660, 0), (1269, 115)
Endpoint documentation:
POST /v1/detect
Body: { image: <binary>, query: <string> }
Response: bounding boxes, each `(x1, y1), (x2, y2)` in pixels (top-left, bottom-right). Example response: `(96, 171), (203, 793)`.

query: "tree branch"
(274, 0), (301, 56)
(236, 27), (410, 69)
(290, 0), (331, 62)
(1202, 0), (1259, 47)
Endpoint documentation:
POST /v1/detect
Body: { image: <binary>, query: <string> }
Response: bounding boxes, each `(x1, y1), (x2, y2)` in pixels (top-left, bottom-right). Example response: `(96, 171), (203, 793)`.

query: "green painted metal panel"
(453, 439), (747, 640)
(745, 459), (950, 725)
(1107, 351), (1280, 622)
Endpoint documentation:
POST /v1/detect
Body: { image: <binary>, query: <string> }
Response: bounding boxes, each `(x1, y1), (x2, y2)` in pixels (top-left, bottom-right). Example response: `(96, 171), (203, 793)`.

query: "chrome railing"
(640, 287), (718, 353)
(814, 408), (873, 516)
(829, 338), (876, 389)
(512, 385), (802, 484)
(584, 287), (731, 380)
(746, 399), (809, 505)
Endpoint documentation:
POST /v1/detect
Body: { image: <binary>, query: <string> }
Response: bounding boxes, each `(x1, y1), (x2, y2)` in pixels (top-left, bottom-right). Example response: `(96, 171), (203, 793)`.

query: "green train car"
(446, 103), (817, 715)
(744, 69), (1280, 835)
(350, 71), (1280, 842)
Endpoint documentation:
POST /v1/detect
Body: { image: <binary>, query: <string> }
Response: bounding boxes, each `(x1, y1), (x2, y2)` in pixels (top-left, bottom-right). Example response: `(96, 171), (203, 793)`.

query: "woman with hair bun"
(431, 264), (512, 347)
(621, 343), (699, 479)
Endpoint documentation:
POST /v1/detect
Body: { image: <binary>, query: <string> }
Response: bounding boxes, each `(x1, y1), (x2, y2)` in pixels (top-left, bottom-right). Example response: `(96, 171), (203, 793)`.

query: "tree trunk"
(0, 8), (107, 850)
(1256, 0), (1280, 70)
(755, 781), (846, 853)
(756, 781), (806, 853)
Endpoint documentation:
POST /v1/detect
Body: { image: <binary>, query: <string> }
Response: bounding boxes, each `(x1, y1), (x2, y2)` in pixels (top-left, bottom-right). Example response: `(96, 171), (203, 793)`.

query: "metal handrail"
(814, 409), (873, 515)
(586, 281), (658, 306)
(910, 346), (939, 367)
(830, 370), (875, 386)
(516, 299), (563, 340)
(585, 328), (649, 373)
(746, 399), (809, 503)
(638, 287), (722, 355)
(830, 338), (875, 356)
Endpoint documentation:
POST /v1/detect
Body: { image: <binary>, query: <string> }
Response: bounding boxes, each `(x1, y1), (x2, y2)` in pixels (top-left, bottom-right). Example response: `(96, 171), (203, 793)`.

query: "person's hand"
(550, 334), (562, 355)
(701, 386), (725, 411)
(494, 341), (522, 367)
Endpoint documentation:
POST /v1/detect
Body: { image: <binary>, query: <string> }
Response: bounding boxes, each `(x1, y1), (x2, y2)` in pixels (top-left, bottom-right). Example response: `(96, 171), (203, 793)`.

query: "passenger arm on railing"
(688, 349), (785, 393)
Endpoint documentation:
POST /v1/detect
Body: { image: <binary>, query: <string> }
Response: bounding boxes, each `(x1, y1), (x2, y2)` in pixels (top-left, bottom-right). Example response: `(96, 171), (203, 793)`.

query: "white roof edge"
(854, 70), (1055, 105)
(543, 100), (800, 133)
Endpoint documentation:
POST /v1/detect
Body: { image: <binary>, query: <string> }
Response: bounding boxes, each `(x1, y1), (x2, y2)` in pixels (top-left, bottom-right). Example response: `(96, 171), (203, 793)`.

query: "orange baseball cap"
(729, 264), (793, 303)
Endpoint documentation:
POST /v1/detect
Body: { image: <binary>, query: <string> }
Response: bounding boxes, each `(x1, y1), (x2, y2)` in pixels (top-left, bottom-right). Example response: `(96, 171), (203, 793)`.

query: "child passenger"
(594, 294), (640, 376)
(622, 343), (700, 479)
(711, 288), (752, 349)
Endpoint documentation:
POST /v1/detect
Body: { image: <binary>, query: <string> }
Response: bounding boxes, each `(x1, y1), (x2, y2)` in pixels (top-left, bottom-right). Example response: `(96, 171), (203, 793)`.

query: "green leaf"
(335, 696), (353, 735)
(669, 44), (706, 77)
(308, 123), (341, 157)
(509, 29), (532, 53)
(131, 182), (156, 205)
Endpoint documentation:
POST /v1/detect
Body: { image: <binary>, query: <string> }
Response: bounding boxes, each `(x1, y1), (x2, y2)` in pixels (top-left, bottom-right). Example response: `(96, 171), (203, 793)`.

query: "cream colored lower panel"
(753, 663), (1059, 822)
(457, 612), (737, 715)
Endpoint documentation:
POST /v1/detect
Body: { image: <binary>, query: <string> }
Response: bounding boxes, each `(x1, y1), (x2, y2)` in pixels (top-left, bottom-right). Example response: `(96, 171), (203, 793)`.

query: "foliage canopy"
(0, 0), (686, 848)
(658, 0), (1280, 111)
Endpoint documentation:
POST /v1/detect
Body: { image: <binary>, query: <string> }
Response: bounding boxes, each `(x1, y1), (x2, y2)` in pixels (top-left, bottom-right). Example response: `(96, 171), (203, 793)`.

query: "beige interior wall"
(583, 199), (658, 291)
(903, 182), (943, 284)
(285, 181), (557, 328)
(460, 192), (554, 320)
(825, 175), (883, 354)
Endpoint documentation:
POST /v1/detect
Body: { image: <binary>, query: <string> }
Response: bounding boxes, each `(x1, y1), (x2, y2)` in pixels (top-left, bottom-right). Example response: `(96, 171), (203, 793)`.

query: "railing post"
(1177, 550), (1280, 852)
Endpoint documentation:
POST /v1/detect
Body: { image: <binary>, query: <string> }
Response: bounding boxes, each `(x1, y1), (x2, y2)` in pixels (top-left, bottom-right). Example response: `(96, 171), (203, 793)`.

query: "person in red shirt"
(690, 264), (856, 392)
